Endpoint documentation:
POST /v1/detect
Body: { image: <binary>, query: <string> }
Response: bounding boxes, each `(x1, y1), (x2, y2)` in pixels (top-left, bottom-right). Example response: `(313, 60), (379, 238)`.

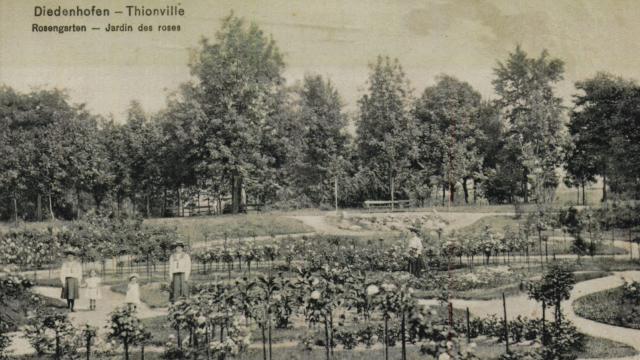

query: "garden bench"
(364, 200), (411, 212)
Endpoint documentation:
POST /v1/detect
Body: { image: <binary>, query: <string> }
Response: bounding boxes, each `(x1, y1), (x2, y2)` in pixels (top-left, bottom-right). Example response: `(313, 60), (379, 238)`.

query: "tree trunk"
(473, 179), (478, 204)
(391, 175), (395, 212)
(449, 181), (455, 204)
(162, 188), (167, 217)
(76, 189), (82, 219)
(462, 178), (469, 204)
(232, 174), (243, 214)
(124, 337), (129, 360)
(261, 325), (267, 360)
(577, 185), (581, 205)
(442, 183), (446, 207)
(37, 194), (42, 221)
(48, 194), (55, 221)
(602, 171), (607, 202)
(146, 194), (150, 218)
(334, 176), (339, 214)
(523, 170), (529, 203)
(383, 316), (389, 360)
(13, 195), (18, 226)
(177, 187), (183, 217)
(401, 311), (406, 360)
(541, 302), (546, 346)
(324, 316), (331, 360)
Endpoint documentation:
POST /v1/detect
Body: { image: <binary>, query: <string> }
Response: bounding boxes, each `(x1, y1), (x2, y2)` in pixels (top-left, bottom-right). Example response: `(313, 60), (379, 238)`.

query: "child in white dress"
(83, 269), (102, 311)
(125, 273), (141, 309)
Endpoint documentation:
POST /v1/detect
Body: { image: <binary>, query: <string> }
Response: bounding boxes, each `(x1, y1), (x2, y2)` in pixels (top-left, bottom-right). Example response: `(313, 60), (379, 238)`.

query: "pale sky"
(2, 0), (640, 121)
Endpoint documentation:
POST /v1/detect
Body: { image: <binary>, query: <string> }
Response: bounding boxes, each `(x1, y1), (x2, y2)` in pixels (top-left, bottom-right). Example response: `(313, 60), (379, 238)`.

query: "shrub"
(622, 280), (640, 305)
(540, 320), (584, 360)
(334, 327), (358, 350)
(23, 310), (78, 357)
(107, 306), (149, 360)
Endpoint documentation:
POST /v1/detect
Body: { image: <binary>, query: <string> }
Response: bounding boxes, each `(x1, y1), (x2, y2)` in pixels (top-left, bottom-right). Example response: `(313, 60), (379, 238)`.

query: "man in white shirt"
(169, 241), (191, 303)
(407, 226), (424, 276)
(59, 248), (82, 312)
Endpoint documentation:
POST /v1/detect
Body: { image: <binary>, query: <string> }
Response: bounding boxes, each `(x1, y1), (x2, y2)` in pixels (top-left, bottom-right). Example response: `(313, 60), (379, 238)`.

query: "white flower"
(310, 290), (321, 300)
(438, 352), (451, 360)
(366, 285), (380, 296)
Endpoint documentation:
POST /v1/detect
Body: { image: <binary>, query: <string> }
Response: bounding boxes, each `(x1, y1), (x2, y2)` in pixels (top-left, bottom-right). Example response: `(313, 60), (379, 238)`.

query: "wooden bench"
(245, 203), (264, 212)
(364, 200), (411, 212)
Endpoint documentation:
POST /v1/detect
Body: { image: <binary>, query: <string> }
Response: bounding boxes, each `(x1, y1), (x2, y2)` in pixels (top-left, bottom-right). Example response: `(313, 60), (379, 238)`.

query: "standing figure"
(60, 249), (82, 312)
(83, 269), (102, 311)
(169, 241), (191, 303)
(407, 226), (424, 276)
(125, 273), (141, 309)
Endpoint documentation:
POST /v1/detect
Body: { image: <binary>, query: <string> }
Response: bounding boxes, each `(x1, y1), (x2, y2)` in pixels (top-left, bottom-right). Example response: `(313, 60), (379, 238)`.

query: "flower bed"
(574, 281), (640, 329)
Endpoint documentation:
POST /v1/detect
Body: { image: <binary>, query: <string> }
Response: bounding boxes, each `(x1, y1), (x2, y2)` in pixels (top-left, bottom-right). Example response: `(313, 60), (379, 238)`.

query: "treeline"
(2, 14), (640, 221)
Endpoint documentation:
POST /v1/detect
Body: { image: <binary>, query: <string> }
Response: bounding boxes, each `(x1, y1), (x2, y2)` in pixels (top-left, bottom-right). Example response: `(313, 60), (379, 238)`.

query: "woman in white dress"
(60, 249), (82, 312)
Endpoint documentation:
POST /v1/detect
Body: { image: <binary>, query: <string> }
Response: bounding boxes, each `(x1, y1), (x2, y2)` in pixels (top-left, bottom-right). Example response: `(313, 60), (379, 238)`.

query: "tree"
(107, 306), (149, 360)
(121, 101), (163, 217)
(414, 75), (483, 204)
(290, 74), (350, 206)
(0, 87), (79, 221)
(527, 263), (575, 347)
(355, 56), (415, 208)
(568, 73), (636, 202)
(474, 102), (504, 203)
(493, 46), (565, 203)
(189, 13), (285, 214)
(609, 86), (640, 197)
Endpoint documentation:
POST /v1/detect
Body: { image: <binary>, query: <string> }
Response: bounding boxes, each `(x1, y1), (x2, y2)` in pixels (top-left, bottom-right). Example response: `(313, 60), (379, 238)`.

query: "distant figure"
(407, 226), (424, 276)
(169, 241), (191, 303)
(60, 249), (82, 312)
(83, 269), (102, 311)
(125, 273), (140, 309)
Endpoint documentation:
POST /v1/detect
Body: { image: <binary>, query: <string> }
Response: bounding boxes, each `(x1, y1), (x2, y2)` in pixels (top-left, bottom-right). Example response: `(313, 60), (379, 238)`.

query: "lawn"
(145, 214), (313, 244)
(574, 286), (640, 329)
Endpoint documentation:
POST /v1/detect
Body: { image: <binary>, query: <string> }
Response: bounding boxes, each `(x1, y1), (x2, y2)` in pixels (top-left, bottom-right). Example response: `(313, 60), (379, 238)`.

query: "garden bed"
(574, 286), (640, 329)
(145, 214), (313, 244)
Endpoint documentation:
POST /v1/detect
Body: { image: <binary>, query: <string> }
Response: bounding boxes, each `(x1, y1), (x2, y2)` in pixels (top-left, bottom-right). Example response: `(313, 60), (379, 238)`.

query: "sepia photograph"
(2, 0), (640, 359)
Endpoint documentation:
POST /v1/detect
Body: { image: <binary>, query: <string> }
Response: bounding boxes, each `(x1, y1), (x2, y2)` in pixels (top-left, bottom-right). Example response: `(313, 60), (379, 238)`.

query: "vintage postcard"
(1, 1), (640, 359)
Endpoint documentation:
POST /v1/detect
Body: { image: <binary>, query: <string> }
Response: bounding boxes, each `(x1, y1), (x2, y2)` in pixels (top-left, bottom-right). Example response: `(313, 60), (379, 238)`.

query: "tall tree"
(355, 56), (415, 207)
(493, 46), (565, 203)
(413, 75), (483, 204)
(291, 74), (350, 206)
(189, 14), (285, 213)
(568, 72), (636, 201)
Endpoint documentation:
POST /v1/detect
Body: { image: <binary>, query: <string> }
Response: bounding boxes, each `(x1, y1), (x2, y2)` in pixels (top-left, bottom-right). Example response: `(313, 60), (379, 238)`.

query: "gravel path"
(419, 271), (640, 360)
(6, 285), (168, 356)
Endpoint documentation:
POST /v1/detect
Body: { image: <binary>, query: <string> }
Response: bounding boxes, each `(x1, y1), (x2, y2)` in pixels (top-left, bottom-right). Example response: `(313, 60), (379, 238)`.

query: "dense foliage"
(5, 13), (640, 222)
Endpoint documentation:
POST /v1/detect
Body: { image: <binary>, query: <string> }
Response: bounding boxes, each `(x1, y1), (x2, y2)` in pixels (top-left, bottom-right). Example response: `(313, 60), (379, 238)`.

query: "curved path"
(289, 211), (516, 236)
(419, 271), (640, 360)
(6, 285), (167, 356)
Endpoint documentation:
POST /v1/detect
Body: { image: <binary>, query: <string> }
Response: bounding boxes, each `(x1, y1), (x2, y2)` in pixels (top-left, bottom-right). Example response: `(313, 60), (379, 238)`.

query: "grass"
(574, 286), (640, 329)
(578, 334), (638, 359)
(458, 215), (523, 233)
(144, 214), (313, 244)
